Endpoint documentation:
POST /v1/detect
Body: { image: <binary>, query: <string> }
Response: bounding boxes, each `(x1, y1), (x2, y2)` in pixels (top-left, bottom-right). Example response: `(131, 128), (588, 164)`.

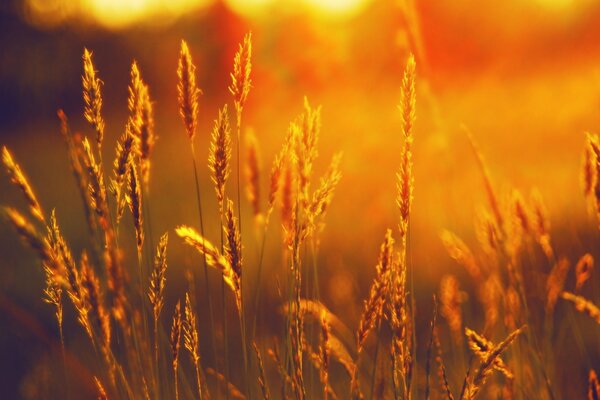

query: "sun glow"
(23, 0), (373, 29)
(303, 0), (370, 16)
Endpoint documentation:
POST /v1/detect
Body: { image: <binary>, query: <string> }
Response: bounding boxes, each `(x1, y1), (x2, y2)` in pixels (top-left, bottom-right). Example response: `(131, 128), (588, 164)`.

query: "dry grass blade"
(583, 135), (596, 199)
(357, 229), (393, 354)
(112, 130), (134, 194)
(511, 189), (531, 238)
(464, 325), (525, 399)
(245, 129), (262, 221)
(183, 293), (205, 400)
(253, 341), (271, 400)
(82, 136), (126, 321)
(208, 105), (232, 212)
(590, 369), (600, 400)
(440, 230), (481, 281)
(425, 297), (438, 400)
(149, 232), (168, 321)
(170, 301), (182, 400)
(224, 199), (243, 281)
(128, 61), (144, 126)
(127, 161), (144, 255)
(43, 263), (63, 329)
(80, 252), (111, 354)
(95, 376), (109, 400)
(465, 127), (504, 235)
(434, 327), (455, 400)
(3, 207), (63, 277)
(396, 53), (416, 237)
(229, 32), (252, 112)
(111, 129), (134, 224)
(530, 188), (554, 260)
(585, 133), (600, 228)
(546, 258), (570, 314)
(138, 82), (155, 186)
(285, 299), (349, 338)
(294, 99), (321, 208)
(81, 138), (109, 224)
(320, 317), (331, 400)
(307, 152), (342, 231)
(265, 136), (289, 224)
(575, 253), (594, 292)
(47, 212), (98, 341)
(2, 146), (45, 222)
(177, 40), (201, 142)
(57, 110), (96, 232)
(82, 48), (105, 148)
(560, 292), (600, 324)
(176, 225), (241, 311)
(440, 275), (464, 340)
(206, 368), (247, 400)
(464, 328), (513, 379)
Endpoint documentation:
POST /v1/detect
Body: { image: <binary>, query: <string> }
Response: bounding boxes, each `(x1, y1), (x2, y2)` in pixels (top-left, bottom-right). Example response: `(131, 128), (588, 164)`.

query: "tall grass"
(2, 34), (600, 400)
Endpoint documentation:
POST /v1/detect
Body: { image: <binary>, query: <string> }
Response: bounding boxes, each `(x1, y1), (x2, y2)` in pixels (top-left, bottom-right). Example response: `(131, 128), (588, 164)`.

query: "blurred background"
(1, 0), (600, 398)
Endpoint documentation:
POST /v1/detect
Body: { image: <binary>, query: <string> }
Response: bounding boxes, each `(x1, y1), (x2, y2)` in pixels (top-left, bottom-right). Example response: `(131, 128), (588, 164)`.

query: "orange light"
(23, 0), (215, 29)
(303, 0), (370, 16)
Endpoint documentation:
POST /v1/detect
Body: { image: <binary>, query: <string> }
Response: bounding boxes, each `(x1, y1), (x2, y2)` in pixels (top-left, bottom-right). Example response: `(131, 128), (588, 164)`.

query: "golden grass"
(208, 104), (232, 213)
(177, 40), (200, 143)
(82, 48), (105, 149)
(2, 32), (600, 400)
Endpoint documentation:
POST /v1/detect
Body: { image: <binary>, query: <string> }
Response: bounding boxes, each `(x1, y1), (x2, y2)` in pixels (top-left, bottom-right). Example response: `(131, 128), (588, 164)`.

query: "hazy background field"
(1, 0), (600, 398)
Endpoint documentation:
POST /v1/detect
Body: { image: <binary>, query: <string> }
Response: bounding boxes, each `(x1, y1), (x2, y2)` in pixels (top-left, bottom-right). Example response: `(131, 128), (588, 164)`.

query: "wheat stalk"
(590, 369), (600, 400)
(209, 104), (232, 213)
(560, 291), (600, 324)
(2, 146), (45, 222)
(357, 229), (393, 354)
(177, 39), (219, 375)
(253, 341), (271, 400)
(177, 40), (200, 142)
(57, 110), (96, 233)
(440, 230), (481, 282)
(170, 301), (182, 400)
(546, 258), (570, 314)
(463, 326), (525, 399)
(206, 368), (247, 399)
(230, 32), (252, 114)
(396, 53), (416, 238)
(575, 253), (594, 292)
(320, 317), (331, 400)
(245, 129), (262, 223)
(149, 232), (168, 384)
(433, 327), (455, 400)
(95, 376), (109, 400)
(440, 275), (464, 340)
(224, 199), (243, 312)
(183, 293), (205, 400)
(111, 128), (134, 226)
(176, 225), (241, 310)
(464, 328), (513, 379)
(82, 48), (105, 150)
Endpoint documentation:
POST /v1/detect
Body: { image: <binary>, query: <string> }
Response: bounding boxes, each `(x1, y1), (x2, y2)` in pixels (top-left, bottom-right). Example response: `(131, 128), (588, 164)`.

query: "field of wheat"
(1, 1), (600, 399)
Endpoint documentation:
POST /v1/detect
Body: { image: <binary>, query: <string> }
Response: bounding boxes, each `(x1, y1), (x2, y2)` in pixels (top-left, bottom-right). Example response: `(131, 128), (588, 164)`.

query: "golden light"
(302, 0), (371, 16)
(22, 0), (215, 29)
(23, 0), (374, 29)
(534, 0), (576, 9)
(223, 0), (278, 18)
(85, 0), (214, 29)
